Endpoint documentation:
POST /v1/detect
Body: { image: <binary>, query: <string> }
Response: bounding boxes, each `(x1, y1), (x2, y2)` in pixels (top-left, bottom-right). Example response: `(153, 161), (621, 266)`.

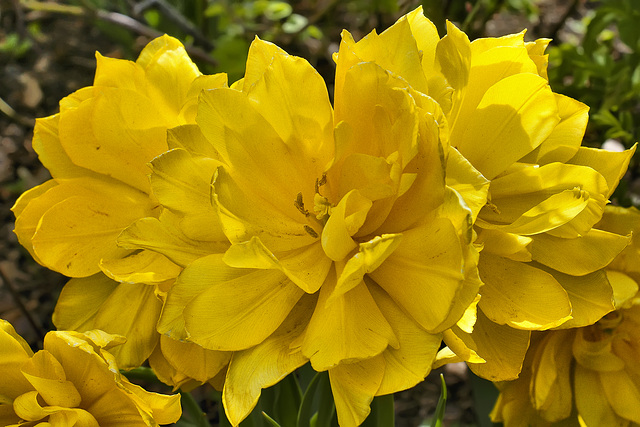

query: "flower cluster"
(0, 320), (181, 426)
(490, 205), (640, 426)
(10, 6), (639, 427)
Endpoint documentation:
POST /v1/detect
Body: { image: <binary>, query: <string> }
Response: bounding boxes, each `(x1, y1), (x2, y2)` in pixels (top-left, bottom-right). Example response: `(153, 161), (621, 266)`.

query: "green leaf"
(297, 371), (335, 427)
(282, 14), (308, 34)
(264, 2), (292, 20)
(430, 374), (447, 427)
(262, 412), (282, 427)
(361, 394), (394, 427)
(273, 374), (303, 427)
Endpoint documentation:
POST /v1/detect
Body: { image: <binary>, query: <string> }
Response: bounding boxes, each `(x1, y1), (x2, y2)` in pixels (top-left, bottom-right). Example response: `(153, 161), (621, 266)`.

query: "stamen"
(315, 172), (327, 194)
(304, 225), (319, 238)
(294, 192), (310, 217)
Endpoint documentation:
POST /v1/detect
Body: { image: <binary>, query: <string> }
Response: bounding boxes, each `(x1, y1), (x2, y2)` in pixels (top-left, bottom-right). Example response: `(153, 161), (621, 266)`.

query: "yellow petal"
(470, 31), (526, 55)
(13, 390), (91, 424)
(447, 309), (531, 381)
(134, 35), (201, 120)
(223, 237), (331, 294)
(405, 7), (451, 110)
(530, 331), (574, 421)
(118, 211), (227, 267)
(118, 378), (182, 425)
(452, 73), (560, 179)
(572, 328), (625, 372)
(347, 17), (429, 94)
(29, 179), (153, 277)
(302, 278), (397, 371)
(58, 87), (167, 193)
(451, 43), (538, 138)
(0, 320), (34, 401)
(607, 271), (639, 309)
(445, 147), (490, 223)
(179, 74), (229, 123)
(479, 162), (608, 237)
(369, 217), (465, 332)
(378, 101), (448, 231)
(336, 153), (398, 204)
(328, 356), (385, 427)
(147, 345), (196, 391)
(478, 254), (572, 329)
(525, 38), (551, 80)
(322, 190), (372, 261)
(32, 113), (101, 181)
(600, 370), (640, 423)
(568, 144), (636, 198)
(369, 284), (442, 395)
(12, 180), (61, 263)
(100, 251), (181, 285)
(160, 335), (230, 384)
(332, 234), (403, 302)
(530, 229), (630, 275)
(212, 165), (315, 253)
(242, 39), (334, 165)
(437, 330), (485, 367)
(52, 274), (118, 332)
(181, 258), (304, 351)
(476, 229), (532, 261)
(333, 62), (418, 169)
(197, 88), (324, 210)
(520, 94), (587, 164)
(149, 148), (227, 242)
(157, 254), (237, 340)
(242, 36), (287, 91)
(574, 365), (620, 426)
(222, 295), (314, 425)
(93, 282), (162, 369)
(546, 268), (615, 329)
(41, 334), (141, 424)
(436, 21), (471, 91)
(166, 123), (221, 159)
(21, 350), (82, 408)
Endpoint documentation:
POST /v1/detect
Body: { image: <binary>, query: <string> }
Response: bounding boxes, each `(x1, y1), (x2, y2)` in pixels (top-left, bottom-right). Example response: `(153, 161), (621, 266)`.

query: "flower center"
(294, 173), (332, 238)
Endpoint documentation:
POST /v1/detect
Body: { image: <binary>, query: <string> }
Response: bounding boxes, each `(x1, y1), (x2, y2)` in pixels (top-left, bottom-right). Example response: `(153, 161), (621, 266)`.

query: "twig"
(19, 0), (217, 66)
(546, 0), (581, 42)
(0, 263), (45, 342)
(0, 95), (35, 127)
(132, 0), (214, 50)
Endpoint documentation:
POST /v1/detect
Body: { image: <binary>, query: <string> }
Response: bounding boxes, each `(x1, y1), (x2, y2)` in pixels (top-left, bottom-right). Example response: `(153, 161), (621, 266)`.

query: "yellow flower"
(337, 6), (635, 380)
(0, 320), (181, 426)
(12, 34), (227, 278)
(133, 36), (480, 426)
(490, 205), (640, 426)
(52, 271), (230, 382)
(12, 35), (230, 370)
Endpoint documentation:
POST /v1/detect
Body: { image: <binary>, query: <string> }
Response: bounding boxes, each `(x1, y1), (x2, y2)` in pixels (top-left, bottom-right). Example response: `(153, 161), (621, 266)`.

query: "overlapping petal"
(491, 206), (640, 426)
(0, 323), (181, 426)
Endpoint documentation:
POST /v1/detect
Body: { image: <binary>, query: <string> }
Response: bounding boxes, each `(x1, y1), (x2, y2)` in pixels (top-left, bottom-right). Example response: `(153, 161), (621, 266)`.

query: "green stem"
(181, 390), (212, 427)
(121, 367), (161, 384)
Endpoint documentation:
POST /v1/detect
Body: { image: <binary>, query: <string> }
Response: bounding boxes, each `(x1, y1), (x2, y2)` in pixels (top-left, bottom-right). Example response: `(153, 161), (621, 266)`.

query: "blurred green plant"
(547, 0), (640, 149)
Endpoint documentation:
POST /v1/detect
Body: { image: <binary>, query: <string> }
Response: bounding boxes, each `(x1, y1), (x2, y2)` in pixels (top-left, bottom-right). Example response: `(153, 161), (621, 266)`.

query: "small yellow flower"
(0, 320), (181, 426)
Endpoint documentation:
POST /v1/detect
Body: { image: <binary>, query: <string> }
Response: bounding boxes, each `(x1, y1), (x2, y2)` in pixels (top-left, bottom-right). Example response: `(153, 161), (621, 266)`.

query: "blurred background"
(1, 0), (639, 425)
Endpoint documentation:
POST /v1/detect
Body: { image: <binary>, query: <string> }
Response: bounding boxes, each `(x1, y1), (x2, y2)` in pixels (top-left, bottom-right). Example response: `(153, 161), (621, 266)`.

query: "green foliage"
(548, 0), (640, 148)
(430, 374), (447, 427)
(0, 33), (33, 58)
